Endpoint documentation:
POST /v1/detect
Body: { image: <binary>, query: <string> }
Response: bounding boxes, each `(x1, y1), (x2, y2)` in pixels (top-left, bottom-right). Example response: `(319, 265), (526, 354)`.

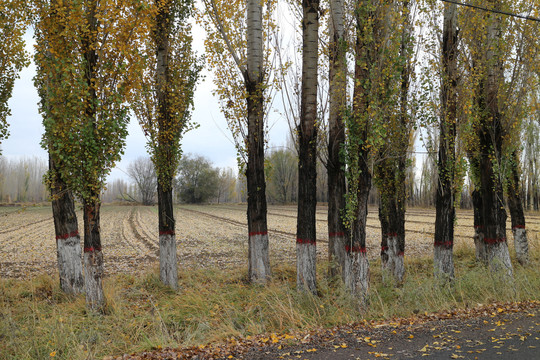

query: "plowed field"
(0, 204), (538, 279)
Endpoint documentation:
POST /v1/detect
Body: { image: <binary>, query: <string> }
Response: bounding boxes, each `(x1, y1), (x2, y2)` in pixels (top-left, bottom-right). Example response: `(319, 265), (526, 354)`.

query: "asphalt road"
(243, 309), (539, 360)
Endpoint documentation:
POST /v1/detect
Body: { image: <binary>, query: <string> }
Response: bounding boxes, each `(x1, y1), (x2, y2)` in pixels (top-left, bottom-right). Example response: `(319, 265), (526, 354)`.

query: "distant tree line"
(0, 156), (48, 203)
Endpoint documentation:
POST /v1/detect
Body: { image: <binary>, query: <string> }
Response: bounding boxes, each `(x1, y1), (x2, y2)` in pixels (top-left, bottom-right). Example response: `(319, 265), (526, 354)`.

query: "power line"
(440, 0), (540, 23)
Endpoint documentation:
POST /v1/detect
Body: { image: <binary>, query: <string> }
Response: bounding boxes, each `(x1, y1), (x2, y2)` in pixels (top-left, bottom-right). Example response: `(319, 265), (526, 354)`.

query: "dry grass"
(1, 242), (539, 360)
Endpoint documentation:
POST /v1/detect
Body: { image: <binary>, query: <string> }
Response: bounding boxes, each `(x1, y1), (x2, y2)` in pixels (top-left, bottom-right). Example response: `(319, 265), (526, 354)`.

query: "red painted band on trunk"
(297, 238), (316, 245)
(474, 225), (484, 229)
(84, 246), (102, 253)
(249, 231), (268, 236)
(328, 232), (345, 237)
(159, 230), (175, 236)
(387, 232), (397, 237)
(381, 246), (389, 251)
(512, 225), (525, 229)
(434, 241), (453, 247)
(398, 251), (404, 256)
(346, 245), (366, 253)
(56, 230), (79, 240)
(484, 237), (506, 244)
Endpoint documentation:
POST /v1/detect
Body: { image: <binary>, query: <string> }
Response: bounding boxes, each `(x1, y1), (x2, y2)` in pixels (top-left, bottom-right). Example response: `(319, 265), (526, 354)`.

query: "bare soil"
(0, 204), (539, 279)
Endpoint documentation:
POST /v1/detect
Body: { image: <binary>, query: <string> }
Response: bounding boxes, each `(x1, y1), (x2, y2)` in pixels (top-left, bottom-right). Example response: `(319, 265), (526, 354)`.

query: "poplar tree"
(131, 0), (201, 289)
(34, 0), (84, 295)
(433, 0), (459, 280)
(35, 0), (151, 310)
(200, 0), (278, 283)
(343, 0), (397, 300)
(374, 0), (414, 285)
(296, 0), (320, 293)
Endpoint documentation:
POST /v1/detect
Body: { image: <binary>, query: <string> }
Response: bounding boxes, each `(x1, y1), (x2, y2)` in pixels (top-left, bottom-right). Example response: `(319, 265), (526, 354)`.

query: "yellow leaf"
(419, 344), (429, 352)
(50, 351), (56, 357)
(409, 335), (414, 339)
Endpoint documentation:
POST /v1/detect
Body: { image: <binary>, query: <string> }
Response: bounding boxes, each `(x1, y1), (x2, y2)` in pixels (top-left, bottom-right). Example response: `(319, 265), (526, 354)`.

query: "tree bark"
(83, 199), (104, 310)
(376, 159), (405, 284)
(327, 0), (347, 278)
(246, 0), (270, 283)
(506, 150), (529, 265)
(344, 158), (370, 301)
(158, 181), (178, 289)
(378, 199), (389, 273)
(50, 156), (83, 294)
(297, 0), (319, 293)
(434, 1), (458, 281)
(155, 0), (178, 289)
(472, 188), (487, 263)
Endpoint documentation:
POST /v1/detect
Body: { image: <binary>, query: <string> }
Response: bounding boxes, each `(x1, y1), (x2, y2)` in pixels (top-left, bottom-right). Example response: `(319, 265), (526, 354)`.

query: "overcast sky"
(4, 20), (291, 182)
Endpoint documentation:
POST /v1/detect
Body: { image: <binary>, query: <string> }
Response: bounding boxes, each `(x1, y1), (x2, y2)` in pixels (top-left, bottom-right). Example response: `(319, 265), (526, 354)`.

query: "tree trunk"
(376, 159), (405, 285)
(434, 1), (458, 281)
(506, 151), (529, 265)
(83, 199), (104, 310)
(479, 3), (513, 278)
(155, 0), (178, 289)
(297, 0), (319, 293)
(158, 181), (178, 289)
(392, 187), (406, 284)
(327, 0), (347, 278)
(344, 160), (370, 301)
(472, 189), (487, 263)
(378, 196), (389, 275)
(50, 156), (83, 294)
(246, 0), (270, 283)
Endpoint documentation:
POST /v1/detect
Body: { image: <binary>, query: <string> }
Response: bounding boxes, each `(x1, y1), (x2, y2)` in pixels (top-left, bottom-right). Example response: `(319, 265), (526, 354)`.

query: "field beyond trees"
(1, 204), (539, 279)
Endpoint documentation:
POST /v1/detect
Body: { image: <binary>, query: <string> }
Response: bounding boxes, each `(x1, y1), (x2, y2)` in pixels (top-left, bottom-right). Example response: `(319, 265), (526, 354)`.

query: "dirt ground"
(0, 204), (539, 279)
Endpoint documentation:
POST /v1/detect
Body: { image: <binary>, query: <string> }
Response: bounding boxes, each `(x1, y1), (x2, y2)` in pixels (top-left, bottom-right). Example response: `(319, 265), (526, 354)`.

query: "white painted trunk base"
(433, 246), (454, 281)
(159, 234), (178, 290)
(512, 228), (529, 265)
(487, 242), (514, 279)
(248, 233), (271, 283)
(474, 228), (487, 264)
(57, 236), (84, 294)
(385, 236), (404, 284)
(84, 251), (105, 310)
(297, 243), (317, 293)
(344, 251), (369, 303)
